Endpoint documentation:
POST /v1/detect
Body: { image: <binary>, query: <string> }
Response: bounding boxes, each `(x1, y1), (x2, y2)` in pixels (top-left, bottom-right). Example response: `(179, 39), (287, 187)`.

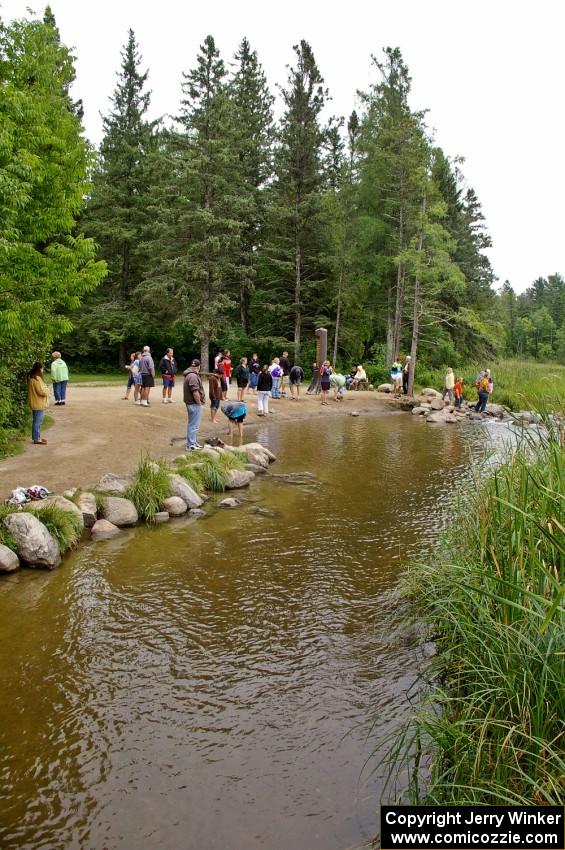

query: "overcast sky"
(3, 0), (563, 293)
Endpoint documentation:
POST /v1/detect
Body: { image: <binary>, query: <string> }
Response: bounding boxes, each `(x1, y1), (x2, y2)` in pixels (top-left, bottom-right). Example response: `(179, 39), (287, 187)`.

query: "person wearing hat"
(183, 359), (205, 450)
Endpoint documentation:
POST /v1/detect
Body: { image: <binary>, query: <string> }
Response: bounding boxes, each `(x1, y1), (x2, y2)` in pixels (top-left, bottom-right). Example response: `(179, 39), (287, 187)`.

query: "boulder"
(219, 497), (240, 508)
(189, 508), (207, 518)
(168, 474), (203, 509)
(0, 544), (19, 573)
(202, 446), (221, 461)
(161, 496), (188, 517)
(63, 488), (77, 499)
(91, 519), (121, 540)
(444, 413), (458, 423)
(225, 443), (269, 469)
(240, 442), (276, 463)
(426, 411), (447, 424)
(420, 388), (443, 399)
(411, 406), (429, 416)
(96, 473), (131, 494)
(350, 411), (360, 417)
(154, 512), (170, 523)
(429, 397), (446, 411)
(485, 403), (505, 418)
(225, 469), (255, 490)
(245, 463), (268, 475)
(101, 496), (138, 527)
(77, 492), (97, 528)
(26, 495), (84, 531)
(3, 512), (61, 569)
(378, 383), (394, 393)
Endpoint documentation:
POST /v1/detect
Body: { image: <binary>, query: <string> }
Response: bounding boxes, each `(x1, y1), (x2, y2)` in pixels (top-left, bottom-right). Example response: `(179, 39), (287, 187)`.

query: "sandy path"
(0, 381), (392, 497)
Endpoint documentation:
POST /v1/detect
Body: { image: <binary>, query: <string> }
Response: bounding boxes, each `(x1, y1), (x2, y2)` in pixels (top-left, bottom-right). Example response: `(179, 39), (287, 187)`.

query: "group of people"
(442, 366), (494, 411)
(123, 346), (178, 406)
(26, 352), (69, 445)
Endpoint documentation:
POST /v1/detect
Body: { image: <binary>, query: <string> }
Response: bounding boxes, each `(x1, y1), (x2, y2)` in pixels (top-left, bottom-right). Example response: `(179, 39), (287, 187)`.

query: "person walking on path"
(222, 400), (247, 444)
(402, 356), (411, 395)
(289, 364), (304, 400)
(248, 353), (261, 394)
(443, 367), (455, 404)
(320, 360), (332, 405)
(454, 376), (463, 409)
(27, 362), (49, 444)
(183, 359), (205, 450)
(138, 346), (155, 406)
(279, 351), (291, 394)
(159, 348), (177, 403)
(256, 365), (272, 416)
(268, 357), (283, 399)
(51, 352), (69, 405)
(234, 357), (250, 401)
(208, 368), (223, 423)
(475, 371), (490, 413)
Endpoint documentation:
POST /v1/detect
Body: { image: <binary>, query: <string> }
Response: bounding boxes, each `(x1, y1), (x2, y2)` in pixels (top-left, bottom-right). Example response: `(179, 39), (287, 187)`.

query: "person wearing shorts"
(320, 360), (332, 405)
(248, 353), (261, 393)
(138, 346), (155, 406)
(159, 348), (177, 403)
(222, 400), (246, 444)
(234, 357), (250, 401)
(209, 369), (223, 423)
(289, 364), (304, 400)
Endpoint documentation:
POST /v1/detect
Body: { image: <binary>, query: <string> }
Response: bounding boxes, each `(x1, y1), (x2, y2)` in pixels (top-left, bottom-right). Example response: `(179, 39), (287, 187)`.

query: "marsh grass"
(125, 457), (171, 522)
(176, 451), (229, 492)
(217, 451), (246, 472)
(33, 505), (83, 552)
(176, 464), (205, 494)
(386, 415), (565, 805)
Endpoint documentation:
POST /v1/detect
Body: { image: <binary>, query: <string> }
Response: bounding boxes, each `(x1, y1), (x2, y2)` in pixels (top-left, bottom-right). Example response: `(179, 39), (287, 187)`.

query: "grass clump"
(199, 459), (227, 492)
(32, 505), (83, 552)
(177, 463), (205, 494)
(0, 505), (19, 551)
(217, 450), (246, 472)
(125, 457), (171, 522)
(389, 417), (565, 805)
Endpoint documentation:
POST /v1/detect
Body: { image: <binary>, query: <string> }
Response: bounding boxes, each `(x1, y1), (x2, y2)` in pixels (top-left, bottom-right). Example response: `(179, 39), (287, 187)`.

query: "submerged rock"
(219, 497), (240, 508)
(225, 469), (255, 489)
(162, 496), (188, 517)
(245, 463), (268, 474)
(102, 496), (138, 527)
(0, 544), (19, 573)
(3, 512), (61, 569)
(154, 511), (170, 523)
(91, 519), (121, 540)
(189, 508), (207, 518)
(168, 474), (204, 509)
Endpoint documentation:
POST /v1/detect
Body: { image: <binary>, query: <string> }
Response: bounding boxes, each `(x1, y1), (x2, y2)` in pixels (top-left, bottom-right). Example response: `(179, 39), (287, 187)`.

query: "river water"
(0, 412), (492, 850)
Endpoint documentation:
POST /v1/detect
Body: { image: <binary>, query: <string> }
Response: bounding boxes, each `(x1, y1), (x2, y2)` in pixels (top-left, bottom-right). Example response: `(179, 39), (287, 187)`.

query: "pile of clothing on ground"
(5, 486), (50, 506)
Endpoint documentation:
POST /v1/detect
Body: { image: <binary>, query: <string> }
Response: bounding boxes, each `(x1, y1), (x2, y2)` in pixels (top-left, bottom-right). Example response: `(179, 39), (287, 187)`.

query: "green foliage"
(29, 505), (83, 552)
(176, 451), (228, 492)
(217, 450), (246, 471)
(199, 459), (228, 492)
(125, 457), (171, 521)
(0, 505), (19, 551)
(176, 464), (205, 494)
(390, 421), (564, 804)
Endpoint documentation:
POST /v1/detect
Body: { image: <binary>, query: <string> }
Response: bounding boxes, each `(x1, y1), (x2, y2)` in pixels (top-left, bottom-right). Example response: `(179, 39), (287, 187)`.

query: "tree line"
(1, 10), (563, 444)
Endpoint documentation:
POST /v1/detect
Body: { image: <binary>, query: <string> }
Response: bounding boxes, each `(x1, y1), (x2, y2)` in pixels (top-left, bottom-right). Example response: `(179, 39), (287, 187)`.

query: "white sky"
(2, 0), (563, 293)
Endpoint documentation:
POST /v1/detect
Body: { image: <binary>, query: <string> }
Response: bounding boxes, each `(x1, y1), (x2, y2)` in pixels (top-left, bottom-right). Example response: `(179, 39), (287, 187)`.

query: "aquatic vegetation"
(389, 415), (565, 804)
(125, 457), (171, 522)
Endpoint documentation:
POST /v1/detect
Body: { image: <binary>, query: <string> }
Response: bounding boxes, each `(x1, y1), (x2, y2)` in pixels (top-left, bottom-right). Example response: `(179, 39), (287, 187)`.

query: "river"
(0, 411), (494, 850)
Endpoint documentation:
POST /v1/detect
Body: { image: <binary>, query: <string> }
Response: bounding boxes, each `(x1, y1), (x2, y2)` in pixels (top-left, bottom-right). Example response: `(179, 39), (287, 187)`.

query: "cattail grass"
(387, 414), (564, 805)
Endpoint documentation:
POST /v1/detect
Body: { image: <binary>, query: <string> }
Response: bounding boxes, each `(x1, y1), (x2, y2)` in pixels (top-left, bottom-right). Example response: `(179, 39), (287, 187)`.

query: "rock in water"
(101, 496), (138, 527)
(26, 495), (84, 531)
(189, 508), (207, 518)
(411, 406), (428, 416)
(162, 496), (188, 517)
(95, 473), (131, 494)
(168, 474), (204, 508)
(91, 519), (121, 540)
(3, 512), (61, 569)
(219, 498), (240, 508)
(77, 492), (97, 528)
(245, 463), (268, 475)
(350, 411), (360, 417)
(0, 544), (19, 573)
(225, 469), (255, 489)
(154, 512), (170, 523)
(429, 397), (446, 411)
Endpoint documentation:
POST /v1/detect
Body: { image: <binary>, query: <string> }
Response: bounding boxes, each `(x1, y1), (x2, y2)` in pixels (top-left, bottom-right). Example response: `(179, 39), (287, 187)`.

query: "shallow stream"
(0, 412), (495, 850)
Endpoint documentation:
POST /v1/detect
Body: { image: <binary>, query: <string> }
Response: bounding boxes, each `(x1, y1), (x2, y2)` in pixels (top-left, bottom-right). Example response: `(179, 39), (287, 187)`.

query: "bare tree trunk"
(293, 233), (301, 364)
(386, 281), (395, 365)
(200, 332), (210, 373)
(408, 196), (426, 397)
(333, 263), (344, 366)
(393, 263), (405, 361)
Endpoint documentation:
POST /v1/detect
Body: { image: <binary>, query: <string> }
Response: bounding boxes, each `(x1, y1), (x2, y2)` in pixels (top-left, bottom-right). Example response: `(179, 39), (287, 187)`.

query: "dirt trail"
(0, 382), (394, 496)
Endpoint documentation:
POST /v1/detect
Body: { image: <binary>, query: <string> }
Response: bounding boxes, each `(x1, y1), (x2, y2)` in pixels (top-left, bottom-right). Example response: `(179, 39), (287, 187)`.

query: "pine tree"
(78, 29), (154, 364)
(229, 38), (274, 335)
(262, 41), (329, 362)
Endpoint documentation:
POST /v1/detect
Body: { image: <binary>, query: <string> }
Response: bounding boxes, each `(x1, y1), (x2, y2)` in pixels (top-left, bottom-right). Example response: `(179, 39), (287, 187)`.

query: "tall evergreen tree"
(79, 29), (154, 364)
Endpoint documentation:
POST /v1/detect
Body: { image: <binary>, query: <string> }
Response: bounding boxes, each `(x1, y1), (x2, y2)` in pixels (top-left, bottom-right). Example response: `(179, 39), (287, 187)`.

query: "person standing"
(454, 376), (463, 409)
(402, 356), (411, 395)
(222, 350), (232, 390)
(123, 352), (137, 401)
(208, 368), (223, 423)
(475, 371), (490, 413)
(390, 361), (403, 396)
(269, 357), (283, 398)
(214, 350), (223, 370)
(279, 351), (291, 393)
(131, 352), (143, 404)
(27, 362), (49, 444)
(289, 363), (304, 399)
(183, 359), (205, 450)
(50, 351), (69, 405)
(486, 368), (494, 395)
(443, 367), (455, 404)
(248, 353), (261, 394)
(320, 360), (332, 405)
(234, 357), (250, 401)
(256, 365), (272, 416)
(138, 346), (155, 407)
(159, 348), (177, 403)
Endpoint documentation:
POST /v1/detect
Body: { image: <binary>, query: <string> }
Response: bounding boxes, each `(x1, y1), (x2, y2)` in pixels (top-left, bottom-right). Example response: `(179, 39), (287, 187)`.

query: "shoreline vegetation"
(387, 413), (564, 806)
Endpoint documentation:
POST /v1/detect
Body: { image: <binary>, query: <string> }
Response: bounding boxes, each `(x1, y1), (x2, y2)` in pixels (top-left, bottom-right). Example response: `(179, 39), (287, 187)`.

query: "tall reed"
(389, 416), (564, 804)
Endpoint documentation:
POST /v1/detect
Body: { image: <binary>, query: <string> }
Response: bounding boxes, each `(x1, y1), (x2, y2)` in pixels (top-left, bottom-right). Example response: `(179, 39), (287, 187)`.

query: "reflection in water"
(0, 413), (490, 850)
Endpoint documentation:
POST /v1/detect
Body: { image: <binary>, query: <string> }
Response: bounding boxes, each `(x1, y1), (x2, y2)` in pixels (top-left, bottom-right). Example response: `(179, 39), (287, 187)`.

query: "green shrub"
(125, 457), (171, 522)
(32, 505), (83, 552)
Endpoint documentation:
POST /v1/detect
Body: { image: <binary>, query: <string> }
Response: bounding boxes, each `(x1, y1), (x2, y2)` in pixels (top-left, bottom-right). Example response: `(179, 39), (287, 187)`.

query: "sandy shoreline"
(0, 382), (395, 497)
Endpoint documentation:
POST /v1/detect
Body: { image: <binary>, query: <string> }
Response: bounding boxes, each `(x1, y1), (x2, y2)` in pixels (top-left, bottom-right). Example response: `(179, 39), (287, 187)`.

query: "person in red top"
(454, 376), (463, 409)
(222, 349), (232, 390)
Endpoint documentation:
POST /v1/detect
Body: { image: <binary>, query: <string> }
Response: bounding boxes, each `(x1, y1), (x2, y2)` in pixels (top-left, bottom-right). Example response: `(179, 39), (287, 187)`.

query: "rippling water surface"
(0, 413), (491, 850)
